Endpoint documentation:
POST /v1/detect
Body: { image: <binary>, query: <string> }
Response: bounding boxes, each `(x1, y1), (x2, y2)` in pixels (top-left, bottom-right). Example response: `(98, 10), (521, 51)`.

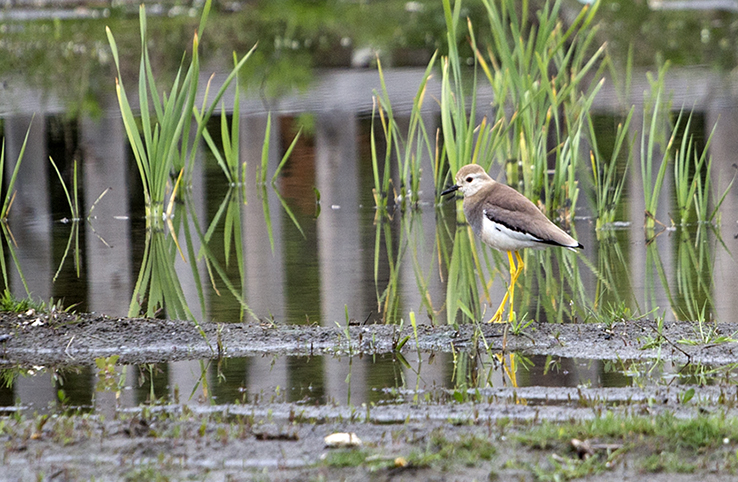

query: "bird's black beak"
(441, 184), (459, 196)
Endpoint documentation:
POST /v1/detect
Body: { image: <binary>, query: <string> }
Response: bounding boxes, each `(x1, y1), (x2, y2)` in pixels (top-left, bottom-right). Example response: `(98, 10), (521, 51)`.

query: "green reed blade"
(48, 157), (77, 220)
(219, 107), (232, 180)
(259, 113), (272, 185)
(2, 119), (32, 219)
(195, 44), (257, 148)
(271, 128), (301, 184)
(230, 53), (242, 182)
(200, 116), (231, 183)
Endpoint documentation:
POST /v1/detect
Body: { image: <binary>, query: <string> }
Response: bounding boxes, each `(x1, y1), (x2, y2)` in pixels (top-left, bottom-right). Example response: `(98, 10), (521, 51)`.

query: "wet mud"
(1, 311), (736, 366)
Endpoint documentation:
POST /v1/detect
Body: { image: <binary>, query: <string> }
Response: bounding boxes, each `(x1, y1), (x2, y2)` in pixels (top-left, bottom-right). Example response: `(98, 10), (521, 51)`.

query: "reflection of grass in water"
(593, 230), (634, 313)
(0, 129), (30, 291)
(375, 212), (446, 324)
(675, 227), (714, 322)
(513, 246), (592, 325)
(450, 345), (530, 399)
(643, 226), (717, 325)
(129, 194), (256, 328)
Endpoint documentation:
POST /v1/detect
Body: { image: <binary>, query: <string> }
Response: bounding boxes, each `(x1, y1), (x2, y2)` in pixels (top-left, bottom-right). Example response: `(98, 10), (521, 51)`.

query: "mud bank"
(1, 311), (737, 366)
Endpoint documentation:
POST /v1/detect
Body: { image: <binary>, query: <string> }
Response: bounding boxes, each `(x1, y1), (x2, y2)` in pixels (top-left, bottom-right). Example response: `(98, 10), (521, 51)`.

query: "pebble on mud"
(324, 432), (362, 448)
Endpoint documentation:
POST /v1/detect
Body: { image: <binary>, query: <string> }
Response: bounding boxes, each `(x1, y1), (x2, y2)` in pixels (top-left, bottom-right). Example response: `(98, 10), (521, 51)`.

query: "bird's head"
(441, 164), (493, 198)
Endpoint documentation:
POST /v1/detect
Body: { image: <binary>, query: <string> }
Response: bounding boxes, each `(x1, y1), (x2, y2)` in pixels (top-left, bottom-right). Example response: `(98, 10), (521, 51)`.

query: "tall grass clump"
(370, 54), (438, 210)
(639, 62), (675, 229)
(588, 108), (634, 230)
(672, 113), (733, 226)
(638, 61), (732, 228)
(473, 0), (606, 221)
(106, 0), (254, 224)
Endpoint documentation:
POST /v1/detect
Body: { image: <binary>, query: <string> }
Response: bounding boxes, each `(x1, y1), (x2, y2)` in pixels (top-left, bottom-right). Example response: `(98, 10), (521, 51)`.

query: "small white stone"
(324, 432), (362, 448)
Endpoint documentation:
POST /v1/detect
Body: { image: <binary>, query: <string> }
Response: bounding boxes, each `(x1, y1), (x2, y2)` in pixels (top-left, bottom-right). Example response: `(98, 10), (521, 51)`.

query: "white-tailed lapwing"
(442, 164), (583, 323)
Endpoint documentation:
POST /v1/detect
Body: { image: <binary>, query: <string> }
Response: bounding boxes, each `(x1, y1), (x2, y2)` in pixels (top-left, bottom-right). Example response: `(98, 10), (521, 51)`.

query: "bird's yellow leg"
(507, 251), (524, 322)
(489, 291), (509, 323)
(488, 250), (517, 323)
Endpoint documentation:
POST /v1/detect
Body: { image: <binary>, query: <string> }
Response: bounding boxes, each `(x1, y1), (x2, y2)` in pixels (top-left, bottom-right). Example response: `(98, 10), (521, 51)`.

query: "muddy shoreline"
(2, 311), (737, 366)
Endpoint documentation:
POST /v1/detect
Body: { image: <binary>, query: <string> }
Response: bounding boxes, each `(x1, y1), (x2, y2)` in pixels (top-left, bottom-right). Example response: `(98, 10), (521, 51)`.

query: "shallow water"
(3, 351), (726, 414)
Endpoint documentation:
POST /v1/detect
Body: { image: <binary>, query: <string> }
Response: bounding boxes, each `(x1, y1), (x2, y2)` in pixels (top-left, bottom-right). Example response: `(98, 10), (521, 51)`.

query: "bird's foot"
(488, 306), (508, 324)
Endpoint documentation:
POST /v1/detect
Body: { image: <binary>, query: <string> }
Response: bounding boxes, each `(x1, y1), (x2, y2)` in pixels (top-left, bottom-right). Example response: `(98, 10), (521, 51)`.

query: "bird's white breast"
(478, 210), (545, 251)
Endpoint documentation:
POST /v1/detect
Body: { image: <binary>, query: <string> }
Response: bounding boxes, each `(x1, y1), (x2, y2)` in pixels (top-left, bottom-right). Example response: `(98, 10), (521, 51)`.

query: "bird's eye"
(465, 176), (473, 183)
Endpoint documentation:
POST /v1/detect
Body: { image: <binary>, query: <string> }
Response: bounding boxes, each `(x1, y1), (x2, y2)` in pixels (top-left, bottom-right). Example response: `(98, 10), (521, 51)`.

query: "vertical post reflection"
(80, 106), (132, 316)
(241, 114), (289, 396)
(315, 112), (367, 404)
